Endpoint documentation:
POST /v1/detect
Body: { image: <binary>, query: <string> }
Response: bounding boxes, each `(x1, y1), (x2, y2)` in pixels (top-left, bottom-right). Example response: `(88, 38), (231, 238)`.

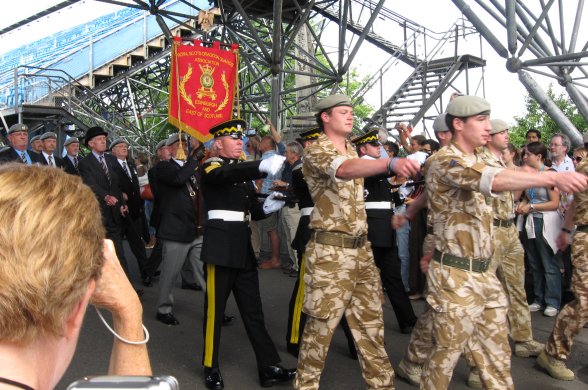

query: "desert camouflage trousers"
(294, 239), (394, 390)
(545, 231), (588, 360)
(421, 261), (513, 390)
(491, 225), (533, 342)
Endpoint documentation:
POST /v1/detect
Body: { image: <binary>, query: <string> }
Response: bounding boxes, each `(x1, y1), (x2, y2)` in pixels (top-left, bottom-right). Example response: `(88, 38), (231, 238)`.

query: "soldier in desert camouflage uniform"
(395, 113), (452, 387)
(538, 133), (588, 381)
(421, 96), (588, 390)
(294, 94), (420, 390)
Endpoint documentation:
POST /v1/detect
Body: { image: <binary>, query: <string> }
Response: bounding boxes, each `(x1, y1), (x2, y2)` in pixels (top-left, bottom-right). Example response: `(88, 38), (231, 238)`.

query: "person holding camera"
(0, 165), (151, 390)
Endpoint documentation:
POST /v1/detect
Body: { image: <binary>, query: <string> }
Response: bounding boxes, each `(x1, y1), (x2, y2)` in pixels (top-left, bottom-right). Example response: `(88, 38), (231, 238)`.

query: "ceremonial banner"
(169, 37), (239, 142)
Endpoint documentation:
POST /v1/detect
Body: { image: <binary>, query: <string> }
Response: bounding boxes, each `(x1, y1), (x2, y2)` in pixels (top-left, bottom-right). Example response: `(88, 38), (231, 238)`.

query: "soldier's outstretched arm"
(336, 157), (420, 180)
(492, 169), (588, 194)
(202, 159), (265, 185)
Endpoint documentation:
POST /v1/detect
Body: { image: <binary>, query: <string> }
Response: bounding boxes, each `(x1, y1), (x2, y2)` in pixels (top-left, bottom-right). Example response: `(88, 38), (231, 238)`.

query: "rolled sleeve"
(329, 155), (352, 182)
(479, 166), (504, 197)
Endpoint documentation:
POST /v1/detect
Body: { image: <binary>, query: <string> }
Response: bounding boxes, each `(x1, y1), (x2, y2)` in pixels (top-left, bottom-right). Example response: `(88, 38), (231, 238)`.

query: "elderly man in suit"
(78, 127), (134, 285)
(62, 137), (80, 175)
(39, 132), (65, 168)
(0, 123), (44, 164)
(110, 138), (151, 287)
(154, 133), (207, 325)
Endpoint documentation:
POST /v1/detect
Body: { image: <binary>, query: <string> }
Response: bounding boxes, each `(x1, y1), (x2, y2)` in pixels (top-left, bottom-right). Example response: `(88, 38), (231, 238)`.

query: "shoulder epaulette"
(204, 157), (224, 164)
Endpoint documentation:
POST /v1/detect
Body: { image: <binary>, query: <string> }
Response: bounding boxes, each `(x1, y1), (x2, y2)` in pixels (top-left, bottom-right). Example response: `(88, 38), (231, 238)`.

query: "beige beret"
(446, 96), (491, 117)
(490, 119), (509, 135)
(314, 94), (352, 113)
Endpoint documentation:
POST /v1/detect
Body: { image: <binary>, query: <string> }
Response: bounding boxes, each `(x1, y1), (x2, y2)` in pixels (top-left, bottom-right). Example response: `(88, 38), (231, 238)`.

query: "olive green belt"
(433, 249), (490, 273)
(576, 224), (588, 233)
(493, 218), (514, 228)
(311, 231), (368, 249)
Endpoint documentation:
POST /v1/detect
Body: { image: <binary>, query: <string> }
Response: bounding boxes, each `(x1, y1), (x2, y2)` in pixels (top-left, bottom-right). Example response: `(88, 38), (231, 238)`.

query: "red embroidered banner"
(168, 37), (239, 142)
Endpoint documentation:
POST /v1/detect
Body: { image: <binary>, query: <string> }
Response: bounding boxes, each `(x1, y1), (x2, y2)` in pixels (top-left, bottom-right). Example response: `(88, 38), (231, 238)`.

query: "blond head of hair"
(0, 164), (105, 344)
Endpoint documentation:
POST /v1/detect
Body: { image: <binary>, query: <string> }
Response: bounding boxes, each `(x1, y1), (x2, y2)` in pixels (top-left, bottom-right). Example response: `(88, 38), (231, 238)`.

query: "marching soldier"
(537, 132), (588, 381)
(200, 119), (295, 390)
(352, 129), (417, 334)
(286, 128), (357, 359)
(420, 96), (588, 389)
(295, 94), (420, 390)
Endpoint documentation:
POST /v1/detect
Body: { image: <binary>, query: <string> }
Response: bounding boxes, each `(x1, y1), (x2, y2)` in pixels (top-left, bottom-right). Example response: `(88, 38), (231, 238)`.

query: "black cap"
(209, 119), (246, 139)
(299, 127), (321, 141)
(351, 129), (380, 146)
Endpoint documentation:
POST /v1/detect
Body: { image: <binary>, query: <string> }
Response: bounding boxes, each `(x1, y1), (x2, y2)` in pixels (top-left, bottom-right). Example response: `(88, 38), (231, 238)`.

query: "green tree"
(510, 85), (587, 147)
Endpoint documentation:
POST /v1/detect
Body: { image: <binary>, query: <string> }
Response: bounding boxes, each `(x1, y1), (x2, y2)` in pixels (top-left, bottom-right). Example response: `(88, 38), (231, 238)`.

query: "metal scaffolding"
(452, 0), (588, 145)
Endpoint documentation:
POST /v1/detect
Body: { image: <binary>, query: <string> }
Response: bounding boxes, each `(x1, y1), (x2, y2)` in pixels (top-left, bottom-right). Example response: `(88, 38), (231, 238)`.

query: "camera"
(67, 376), (179, 389)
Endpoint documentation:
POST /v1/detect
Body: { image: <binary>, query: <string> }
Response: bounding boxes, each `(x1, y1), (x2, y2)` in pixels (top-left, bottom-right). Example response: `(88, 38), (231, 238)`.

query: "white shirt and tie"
(118, 159), (133, 180)
(42, 152), (56, 167)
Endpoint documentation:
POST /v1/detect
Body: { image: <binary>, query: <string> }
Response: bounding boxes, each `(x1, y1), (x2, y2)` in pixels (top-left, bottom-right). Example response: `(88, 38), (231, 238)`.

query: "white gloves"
(259, 154), (286, 176)
(263, 192), (286, 214)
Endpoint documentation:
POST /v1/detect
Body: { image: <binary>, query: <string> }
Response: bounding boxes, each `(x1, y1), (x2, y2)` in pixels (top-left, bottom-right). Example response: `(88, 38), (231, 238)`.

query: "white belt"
(208, 210), (246, 221)
(365, 201), (392, 210)
(300, 207), (313, 216)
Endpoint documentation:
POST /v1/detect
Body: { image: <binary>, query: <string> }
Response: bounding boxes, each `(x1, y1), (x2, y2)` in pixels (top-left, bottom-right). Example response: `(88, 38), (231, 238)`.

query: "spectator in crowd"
(62, 137), (80, 175)
(257, 120), (286, 270)
(572, 146), (586, 168)
(383, 141), (400, 157)
(39, 132), (64, 168)
(110, 138), (151, 288)
(273, 141), (304, 273)
(518, 142), (562, 317)
(503, 142), (521, 169)
(423, 139), (440, 155)
(29, 134), (43, 153)
(0, 165), (151, 389)
(550, 133), (574, 173)
(78, 127), (139, 293)
(245, 134), (262, 161)
(0, 123), (44, 165)
(526, 128), (541, 144)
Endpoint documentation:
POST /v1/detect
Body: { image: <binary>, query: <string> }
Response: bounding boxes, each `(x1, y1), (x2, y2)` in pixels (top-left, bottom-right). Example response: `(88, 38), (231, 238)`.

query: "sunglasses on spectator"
(574, 156), (583, 162)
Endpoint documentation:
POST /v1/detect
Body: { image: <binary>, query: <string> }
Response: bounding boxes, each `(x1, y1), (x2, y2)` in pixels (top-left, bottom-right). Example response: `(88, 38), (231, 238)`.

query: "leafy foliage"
(509, 85), (587, 147)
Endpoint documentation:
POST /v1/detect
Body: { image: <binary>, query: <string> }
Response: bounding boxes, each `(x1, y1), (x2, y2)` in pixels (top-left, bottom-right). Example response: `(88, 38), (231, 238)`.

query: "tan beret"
(432, 113), (449, 132)
(490, 119), (509, 135)
(314, 94), (352, 113)
(446, 96), (491, 117)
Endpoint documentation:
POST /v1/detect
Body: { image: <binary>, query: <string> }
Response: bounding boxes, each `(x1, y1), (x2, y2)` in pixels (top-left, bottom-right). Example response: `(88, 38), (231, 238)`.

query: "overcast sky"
(0, 0), (579, 133)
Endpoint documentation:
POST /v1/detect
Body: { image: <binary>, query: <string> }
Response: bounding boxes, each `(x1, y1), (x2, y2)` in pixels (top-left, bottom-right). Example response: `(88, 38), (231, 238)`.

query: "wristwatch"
(529, 204), (535, 211)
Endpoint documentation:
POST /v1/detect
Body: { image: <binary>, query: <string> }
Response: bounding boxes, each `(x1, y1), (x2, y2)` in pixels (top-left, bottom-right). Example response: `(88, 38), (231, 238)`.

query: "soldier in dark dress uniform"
(352, 130), (417, 334)
(200, 119), (295, 390)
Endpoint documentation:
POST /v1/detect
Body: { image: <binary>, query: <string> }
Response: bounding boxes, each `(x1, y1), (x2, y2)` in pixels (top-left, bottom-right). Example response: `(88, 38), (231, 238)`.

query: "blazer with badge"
(112, 159), (144, 219)
(200, 157), (267, 269)
(0, 148), (45, 164)
(155, 157), (200, 243)
(364, 173), (395, 248)
(78, 152), (125, 229)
